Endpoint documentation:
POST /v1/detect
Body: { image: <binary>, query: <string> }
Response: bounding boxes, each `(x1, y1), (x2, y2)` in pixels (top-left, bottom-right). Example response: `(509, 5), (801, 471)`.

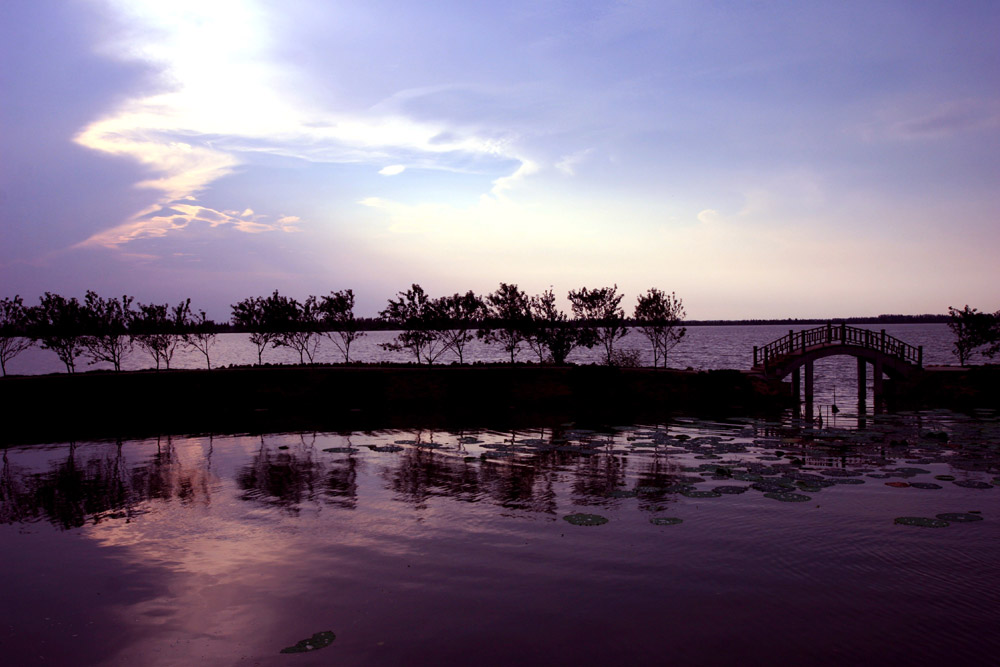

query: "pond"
(2, 409), (998, 665)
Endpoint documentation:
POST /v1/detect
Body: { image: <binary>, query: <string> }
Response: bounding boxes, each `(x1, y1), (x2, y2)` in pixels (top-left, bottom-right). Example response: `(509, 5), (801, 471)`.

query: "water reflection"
(4, 411), (997, 530)
(1, 435), (214, 528)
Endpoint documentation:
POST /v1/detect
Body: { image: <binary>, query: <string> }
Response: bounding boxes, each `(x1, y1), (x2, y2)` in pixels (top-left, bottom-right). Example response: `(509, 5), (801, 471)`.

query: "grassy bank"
(0, 364), (789, 444)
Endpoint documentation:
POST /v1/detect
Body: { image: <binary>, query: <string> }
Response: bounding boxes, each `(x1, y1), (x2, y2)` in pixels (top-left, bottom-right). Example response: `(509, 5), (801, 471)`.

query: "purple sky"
(2, 1), (998, 320)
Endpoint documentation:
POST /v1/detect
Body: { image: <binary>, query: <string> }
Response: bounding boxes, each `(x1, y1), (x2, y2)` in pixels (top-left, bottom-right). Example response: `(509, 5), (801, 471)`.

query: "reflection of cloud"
(78, 202), (301, 248)
(74, 0), (533, 248)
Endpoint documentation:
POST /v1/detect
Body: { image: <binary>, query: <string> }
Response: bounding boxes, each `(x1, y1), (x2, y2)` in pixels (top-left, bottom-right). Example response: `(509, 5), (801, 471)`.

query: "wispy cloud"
(74, 0), (533, 248)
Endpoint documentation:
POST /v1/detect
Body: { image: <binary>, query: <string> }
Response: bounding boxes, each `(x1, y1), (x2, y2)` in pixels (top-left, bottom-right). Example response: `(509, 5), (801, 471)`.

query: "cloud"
(555, 149), (592, 176)
(71, 0), (536, 249)
(77, 202), (300, 248)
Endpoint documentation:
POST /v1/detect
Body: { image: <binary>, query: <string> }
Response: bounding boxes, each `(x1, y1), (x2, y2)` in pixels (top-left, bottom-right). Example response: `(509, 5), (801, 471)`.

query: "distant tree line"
(0, 284), (687, 374)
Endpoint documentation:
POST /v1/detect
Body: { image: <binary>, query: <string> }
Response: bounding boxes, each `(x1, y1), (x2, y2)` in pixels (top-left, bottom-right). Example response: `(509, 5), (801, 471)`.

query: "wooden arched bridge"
(752, 323), (923, 410)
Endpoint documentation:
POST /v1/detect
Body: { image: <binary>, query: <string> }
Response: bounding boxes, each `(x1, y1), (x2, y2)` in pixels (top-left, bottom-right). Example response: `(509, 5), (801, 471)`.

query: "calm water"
(2, 412), (998, 665)
(5, 323), (957, 417)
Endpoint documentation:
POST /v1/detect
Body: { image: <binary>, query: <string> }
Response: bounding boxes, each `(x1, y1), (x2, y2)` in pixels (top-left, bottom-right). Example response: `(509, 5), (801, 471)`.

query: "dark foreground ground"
(1, 365), (789, 444)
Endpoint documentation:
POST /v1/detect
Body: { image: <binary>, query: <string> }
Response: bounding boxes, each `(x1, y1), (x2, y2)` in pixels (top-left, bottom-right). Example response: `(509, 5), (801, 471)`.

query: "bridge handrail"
(753, 323), (923, 369)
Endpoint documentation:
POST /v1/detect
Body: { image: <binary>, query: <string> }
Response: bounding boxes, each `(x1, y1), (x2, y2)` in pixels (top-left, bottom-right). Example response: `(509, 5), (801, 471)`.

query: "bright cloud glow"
(378, 165), (406, 176)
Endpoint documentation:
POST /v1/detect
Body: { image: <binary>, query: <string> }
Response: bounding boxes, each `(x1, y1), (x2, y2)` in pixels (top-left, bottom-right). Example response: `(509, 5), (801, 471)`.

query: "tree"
(568, 284), (627, 365)
(81, 291), (134, 372)
(947, 305), (997, 366)
(231, 291), (291, 365)
(131, 299), (190, 370)
(430, 291), (486, 363)
(480, 283), (532, 363)
(379, 284), (444, 364)
(528, 288), (581, 364)
(273, 295), (322, 364)
(29, 293), (87, 373)
(0, 296), (34, 376)
(319, 289), (365, 363)
(183, 309), (218, 370)
(634, 289), (687, 368)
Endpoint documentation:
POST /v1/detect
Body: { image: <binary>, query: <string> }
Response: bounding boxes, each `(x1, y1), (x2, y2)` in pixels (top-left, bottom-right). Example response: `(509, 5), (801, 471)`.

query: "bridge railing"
(753, 323), (923, 369)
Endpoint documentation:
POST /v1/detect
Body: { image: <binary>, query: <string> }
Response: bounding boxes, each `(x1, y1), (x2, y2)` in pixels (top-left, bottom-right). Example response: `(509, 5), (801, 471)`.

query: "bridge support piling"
(792, 368), (801, 403)
(857, 357), (867, 412)
(873, 359), (884, 412)
(804, 361), (814, 419)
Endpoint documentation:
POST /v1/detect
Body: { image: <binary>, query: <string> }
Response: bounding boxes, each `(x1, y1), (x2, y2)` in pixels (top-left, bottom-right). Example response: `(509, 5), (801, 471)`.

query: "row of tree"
(0, 292), (218, 374)
(947, 305), (1000, 365)
(0, 284), (686, 375)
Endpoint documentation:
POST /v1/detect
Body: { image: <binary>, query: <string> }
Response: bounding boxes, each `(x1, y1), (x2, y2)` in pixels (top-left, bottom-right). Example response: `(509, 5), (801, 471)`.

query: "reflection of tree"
(324, 436), (359, 509)
(0, 438), (214, 529)
(383, 447), (480, 509)
(236, 435), (323, 514)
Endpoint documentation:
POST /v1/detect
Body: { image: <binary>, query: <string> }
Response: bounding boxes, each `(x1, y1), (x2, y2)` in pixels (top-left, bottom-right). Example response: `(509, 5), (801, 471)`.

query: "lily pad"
(322, 447), (358, 454)
(563, 513), (609, 526)
(936, 513), (984, 523)
(910, 482), (943, 490)
(713, 486), (749, 495)
(954, 480), (993, 489)
(280, 631), (336, 654)
(681, 489), (722, 498)
(885, 482), (911, 488)
(650, 516), (683, 526)
(894, 516), (949, 528)
(370, 445), (404, 453)
(763, 492), (811, 502)
(934, 475), (956, 481)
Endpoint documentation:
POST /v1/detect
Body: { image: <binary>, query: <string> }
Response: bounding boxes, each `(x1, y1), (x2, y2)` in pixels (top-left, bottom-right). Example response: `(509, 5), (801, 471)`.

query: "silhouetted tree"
(131, 299), (190, 370)
(528, 288), (581, 364)
(81, 291), (134, 371)
(634, 288), (686, 368)
(948, 305), (997, 365)
(28, 292), (87, 373)
(319, 289), (365, 363)
(231, 291), (293, 365)
(379, 284), (445, 364)
(183, 310), (218, 370)
(568, 284), (627, 365)
(0, 296), (34, 376)
(480, 282), (532, 363)
(274, 295), (322, 363)
(431, 291), (486, 363)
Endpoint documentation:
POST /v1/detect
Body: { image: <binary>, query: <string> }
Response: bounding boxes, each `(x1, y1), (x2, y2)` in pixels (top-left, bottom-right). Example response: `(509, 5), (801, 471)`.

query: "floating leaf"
(954, 481), (993, 489)
(563, 513), (608, 526)
(370, 445), (404, 453)
(885, 482), (911, 488)
(681, 489), (722, 498)
(280, 631), (336, 654)
(933, 475), (955, 481)
(322, 447), (358, 454)
(650, 517), (683, 526)
(763, 492), (811, 502)
(936, 513), (984, 523)
(713, 486), (749, 495)
(910, 482), (943, 490)
(894, 516), (949, 527)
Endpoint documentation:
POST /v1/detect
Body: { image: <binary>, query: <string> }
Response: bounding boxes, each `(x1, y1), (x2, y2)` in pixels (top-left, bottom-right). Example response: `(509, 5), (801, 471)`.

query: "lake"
(2, 411), (998, 665)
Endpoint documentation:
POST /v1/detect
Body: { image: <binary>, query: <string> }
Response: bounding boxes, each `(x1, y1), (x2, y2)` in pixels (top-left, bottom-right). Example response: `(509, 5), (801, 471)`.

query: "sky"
(1, 0), (998, 320)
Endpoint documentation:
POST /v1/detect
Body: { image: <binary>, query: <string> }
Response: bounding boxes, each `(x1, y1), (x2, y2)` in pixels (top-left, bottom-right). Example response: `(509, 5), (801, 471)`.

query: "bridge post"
(918, 346), (923, 368)
(827, 322), (832, 343)
(804, 361), (814, 418)
(841, 322), (846, 343)
(792, 368), (801, 403)
(873, 358), (884, 411)
(753, 346), (758, 367)
(857, 357), (867, 412)
(881, 329), (886, 354)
